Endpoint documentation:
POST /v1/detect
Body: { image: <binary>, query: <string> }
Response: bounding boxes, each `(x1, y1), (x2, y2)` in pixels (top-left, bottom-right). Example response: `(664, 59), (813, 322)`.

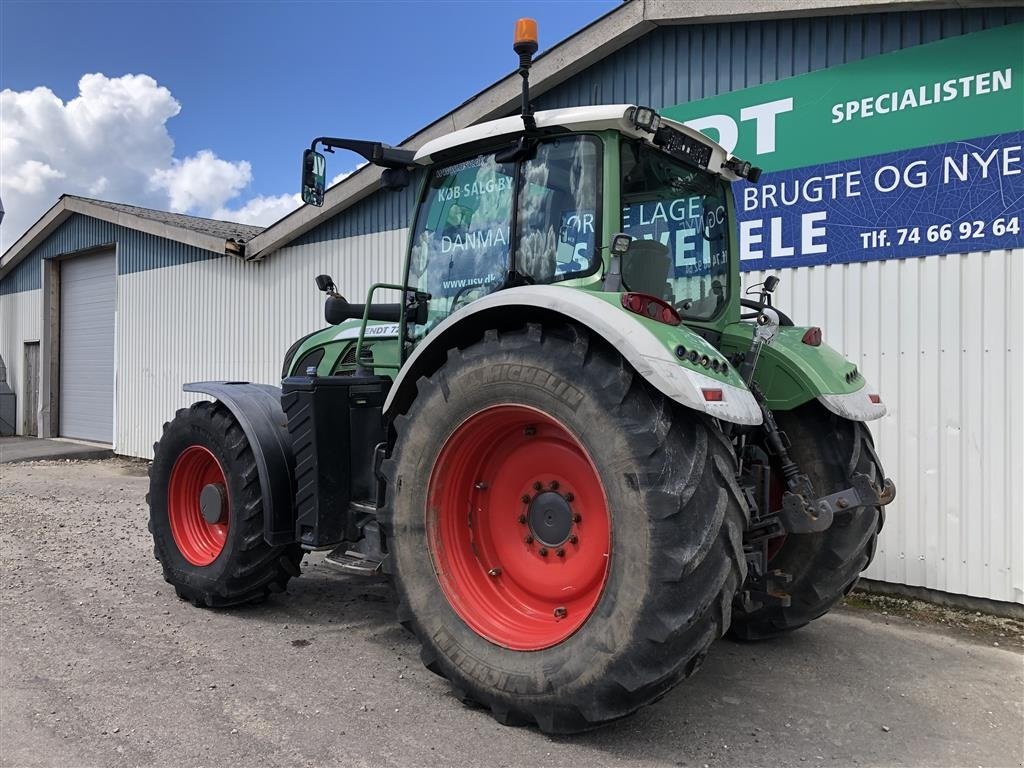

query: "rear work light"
(621, 292), (681, 326)
(802, 327), (822, 346)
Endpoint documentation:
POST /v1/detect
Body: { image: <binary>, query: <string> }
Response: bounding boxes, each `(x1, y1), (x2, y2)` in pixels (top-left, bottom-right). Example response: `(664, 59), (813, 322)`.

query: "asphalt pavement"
(1, 459), (1021, 768)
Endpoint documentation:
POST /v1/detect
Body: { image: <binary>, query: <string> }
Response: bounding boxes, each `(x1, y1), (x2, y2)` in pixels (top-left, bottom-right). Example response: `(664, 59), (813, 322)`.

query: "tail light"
(868, 393), (881, 404)
(701, 388), (724, 402)
(620, 292), (681, 326)
(802, 327), (822, 346)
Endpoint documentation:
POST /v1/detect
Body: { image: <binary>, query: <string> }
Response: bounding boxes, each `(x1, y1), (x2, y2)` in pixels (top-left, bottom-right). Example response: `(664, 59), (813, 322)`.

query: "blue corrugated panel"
(534, 8), (1023, 110)
(0, 252), (43, 295)
(0, 214), (224, 294)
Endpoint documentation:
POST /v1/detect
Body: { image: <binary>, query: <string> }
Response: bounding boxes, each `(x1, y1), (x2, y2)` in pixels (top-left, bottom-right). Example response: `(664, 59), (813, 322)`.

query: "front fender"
(183, 382), (296, 545)
(383, 286), (762, 426)
(720, 323), (886, 421)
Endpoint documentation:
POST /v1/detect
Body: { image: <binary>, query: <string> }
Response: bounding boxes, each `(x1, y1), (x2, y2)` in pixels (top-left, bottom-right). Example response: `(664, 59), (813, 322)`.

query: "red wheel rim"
(427, 405), (611, 651)
(168, 445), (229, 566)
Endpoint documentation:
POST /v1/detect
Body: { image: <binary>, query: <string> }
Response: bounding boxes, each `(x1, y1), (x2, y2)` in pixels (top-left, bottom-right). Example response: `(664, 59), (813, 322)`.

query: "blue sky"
(0, 0), (618, 248)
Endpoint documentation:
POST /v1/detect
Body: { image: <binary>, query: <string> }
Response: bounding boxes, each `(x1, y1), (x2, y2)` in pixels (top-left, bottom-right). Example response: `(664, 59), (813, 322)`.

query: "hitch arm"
(311, 137), (416, 169)
(778, 472), (897, 534)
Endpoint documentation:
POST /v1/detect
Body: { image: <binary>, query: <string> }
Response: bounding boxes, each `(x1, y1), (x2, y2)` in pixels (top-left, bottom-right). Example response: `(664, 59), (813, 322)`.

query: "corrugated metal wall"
(743, 250), (1023, 605)
(115, 229), (406, 459)
(0, 288), (42, 436)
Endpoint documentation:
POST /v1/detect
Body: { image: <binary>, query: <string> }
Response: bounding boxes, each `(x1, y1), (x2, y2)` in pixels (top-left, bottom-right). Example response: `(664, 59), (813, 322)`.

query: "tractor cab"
(302, 103), (758, 354)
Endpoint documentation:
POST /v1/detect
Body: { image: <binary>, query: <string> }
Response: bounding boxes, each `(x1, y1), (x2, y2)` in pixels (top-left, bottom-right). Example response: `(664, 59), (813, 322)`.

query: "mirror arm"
(311, 137), (416, 169)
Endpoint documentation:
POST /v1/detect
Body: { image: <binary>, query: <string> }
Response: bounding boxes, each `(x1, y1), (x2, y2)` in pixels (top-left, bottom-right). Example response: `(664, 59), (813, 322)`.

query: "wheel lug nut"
(533, 481), (542, 491)
(569, 535), (578, 545)
(474, 481), (488, 490)
(524, 426), (536, 436)
(518, 514), (527, 524)
(524, 535), (533, 544)
(572, 513), (582, 523)
(539, 547), (548, 557)
(553, 606), (567, 619)
(550, 480), (559, 490)
(487, 567), (501, 577)
(556, 548), (565, 558)
(565, 492), (574, 502)
(521, 495), (531, 504)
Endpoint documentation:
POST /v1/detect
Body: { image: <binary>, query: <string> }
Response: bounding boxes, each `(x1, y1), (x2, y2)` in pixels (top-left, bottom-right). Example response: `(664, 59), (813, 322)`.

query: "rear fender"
(183, 382), (296, 546)
(719, 323), (886, 421)
(383, 286), (762, 426)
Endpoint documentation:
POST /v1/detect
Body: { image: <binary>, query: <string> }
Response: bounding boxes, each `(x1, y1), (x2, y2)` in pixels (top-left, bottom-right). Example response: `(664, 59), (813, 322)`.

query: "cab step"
(323, 545), (383, 576)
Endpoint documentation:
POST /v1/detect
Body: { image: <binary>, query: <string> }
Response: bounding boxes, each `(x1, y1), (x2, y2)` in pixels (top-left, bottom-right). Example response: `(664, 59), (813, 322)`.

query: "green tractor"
(148, 20), (895, 733)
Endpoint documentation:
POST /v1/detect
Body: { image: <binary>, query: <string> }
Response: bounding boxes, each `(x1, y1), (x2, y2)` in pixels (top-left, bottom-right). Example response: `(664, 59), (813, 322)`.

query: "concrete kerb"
(0, 436), (114, 464)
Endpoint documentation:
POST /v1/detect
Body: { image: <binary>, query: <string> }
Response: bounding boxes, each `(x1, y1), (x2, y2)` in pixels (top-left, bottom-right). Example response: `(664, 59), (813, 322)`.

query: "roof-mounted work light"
(631, 106), (661, 133)
(723, 157), (763, 183)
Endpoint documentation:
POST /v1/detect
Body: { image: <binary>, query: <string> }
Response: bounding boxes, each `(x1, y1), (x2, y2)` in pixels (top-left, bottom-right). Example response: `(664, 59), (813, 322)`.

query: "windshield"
(620, 140), (730, 320)
(407, 135), (602, 340)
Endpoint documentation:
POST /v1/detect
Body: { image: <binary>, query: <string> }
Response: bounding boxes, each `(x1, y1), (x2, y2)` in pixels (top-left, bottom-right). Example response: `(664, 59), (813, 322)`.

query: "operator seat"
(621, 239), (672, 298)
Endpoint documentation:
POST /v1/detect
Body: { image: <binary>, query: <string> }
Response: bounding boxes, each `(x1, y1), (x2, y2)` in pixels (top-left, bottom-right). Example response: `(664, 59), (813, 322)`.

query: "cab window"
(515, 135), (601, 283)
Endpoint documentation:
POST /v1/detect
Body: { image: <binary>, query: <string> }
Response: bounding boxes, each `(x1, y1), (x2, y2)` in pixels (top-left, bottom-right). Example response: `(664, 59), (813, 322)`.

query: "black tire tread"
(730, 404), (885, 640)
(149, 400), (302, 608)
(380, 323), (748, 733)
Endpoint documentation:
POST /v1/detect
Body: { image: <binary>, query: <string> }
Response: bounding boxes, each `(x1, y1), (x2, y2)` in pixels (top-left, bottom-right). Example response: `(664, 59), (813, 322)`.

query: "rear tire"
(147, 400), (302, 607)
(729, 402), (885, 640)
(380, 324), (747, 733)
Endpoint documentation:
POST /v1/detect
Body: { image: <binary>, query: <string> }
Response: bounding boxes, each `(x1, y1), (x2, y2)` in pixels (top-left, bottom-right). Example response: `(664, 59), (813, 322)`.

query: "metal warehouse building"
(2, 0), (1021, 609)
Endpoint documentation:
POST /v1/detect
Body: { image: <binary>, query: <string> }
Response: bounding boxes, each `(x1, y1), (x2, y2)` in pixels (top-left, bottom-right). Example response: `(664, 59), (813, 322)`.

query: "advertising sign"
(660, 23), (1024, 270)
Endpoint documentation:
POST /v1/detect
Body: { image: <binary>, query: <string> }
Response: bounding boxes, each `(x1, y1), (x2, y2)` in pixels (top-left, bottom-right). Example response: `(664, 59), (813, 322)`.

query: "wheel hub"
(199, 483), (226, 524)
(527, 490), (573, 547)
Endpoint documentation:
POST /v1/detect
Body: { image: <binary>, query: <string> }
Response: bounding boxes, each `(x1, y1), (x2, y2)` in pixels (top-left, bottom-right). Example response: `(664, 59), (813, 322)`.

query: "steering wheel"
(450, 278), (504, 311)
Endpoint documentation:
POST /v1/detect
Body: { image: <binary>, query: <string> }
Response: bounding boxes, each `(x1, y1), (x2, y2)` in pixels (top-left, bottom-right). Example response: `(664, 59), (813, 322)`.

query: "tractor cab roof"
(413, 104), (743, 182)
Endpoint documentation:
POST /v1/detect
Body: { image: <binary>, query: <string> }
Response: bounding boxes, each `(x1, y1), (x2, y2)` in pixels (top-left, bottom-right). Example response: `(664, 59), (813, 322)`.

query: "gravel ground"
(1, 459), (1021, 768)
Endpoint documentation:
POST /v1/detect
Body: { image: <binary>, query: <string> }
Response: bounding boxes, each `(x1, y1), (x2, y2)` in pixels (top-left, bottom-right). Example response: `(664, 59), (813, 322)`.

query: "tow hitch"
(779, 473), (897, 534)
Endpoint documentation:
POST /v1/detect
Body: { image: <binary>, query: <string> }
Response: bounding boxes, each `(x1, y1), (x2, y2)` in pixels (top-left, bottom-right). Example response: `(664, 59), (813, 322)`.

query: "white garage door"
(60, 251), (115, 443)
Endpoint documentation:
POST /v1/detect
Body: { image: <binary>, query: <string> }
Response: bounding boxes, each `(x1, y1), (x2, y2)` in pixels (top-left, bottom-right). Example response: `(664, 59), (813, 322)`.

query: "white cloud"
(151, 150), (251, 213)
(4, 160), (65, 195)
(329, 161), (366, 187)
(0, 73), (288, 252)
(213, 193), (302, 226)
(211, 161), (365, 227)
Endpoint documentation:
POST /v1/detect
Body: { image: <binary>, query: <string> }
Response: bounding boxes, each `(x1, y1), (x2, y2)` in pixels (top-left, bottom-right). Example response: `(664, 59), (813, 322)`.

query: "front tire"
(381, 325), (748, 733)
(148, 400), (302, 607)
(730, 403), (886, 640)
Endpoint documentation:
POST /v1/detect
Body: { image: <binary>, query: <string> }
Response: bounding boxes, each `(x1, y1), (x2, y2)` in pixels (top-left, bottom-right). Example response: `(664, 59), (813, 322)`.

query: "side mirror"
(302, 149), (326, 206)
(314, 274), (336, 293)
(763, 275), (780, 293)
